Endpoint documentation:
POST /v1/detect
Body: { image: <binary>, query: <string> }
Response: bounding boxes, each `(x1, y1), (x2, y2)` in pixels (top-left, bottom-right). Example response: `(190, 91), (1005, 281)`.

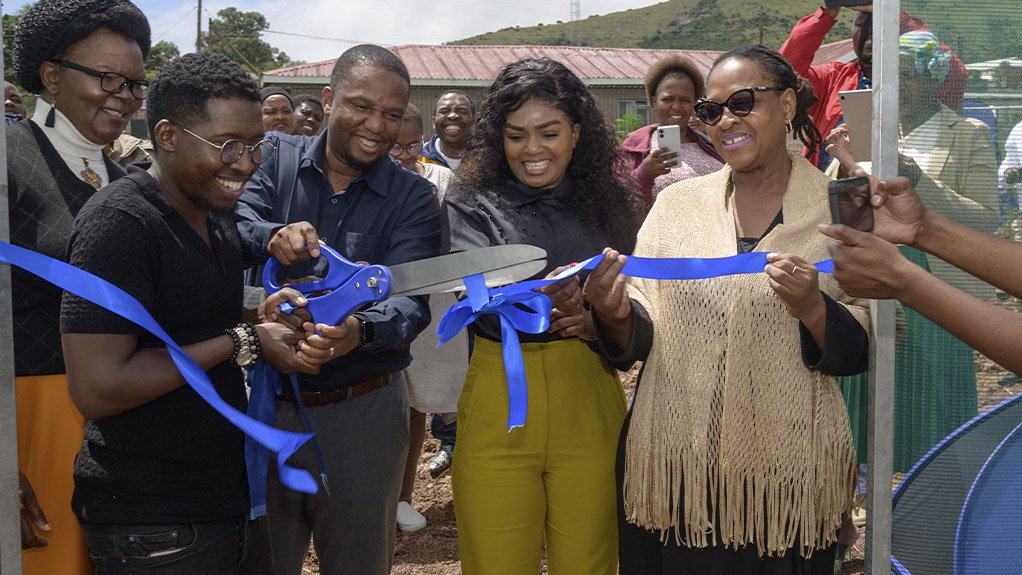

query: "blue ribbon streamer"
(436, 252), (835, 429)
(0, 241), (318, 495)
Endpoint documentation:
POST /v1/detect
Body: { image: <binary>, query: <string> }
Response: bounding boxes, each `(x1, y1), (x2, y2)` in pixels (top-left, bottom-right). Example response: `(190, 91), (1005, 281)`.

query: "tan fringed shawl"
(622, 153), (870, 557)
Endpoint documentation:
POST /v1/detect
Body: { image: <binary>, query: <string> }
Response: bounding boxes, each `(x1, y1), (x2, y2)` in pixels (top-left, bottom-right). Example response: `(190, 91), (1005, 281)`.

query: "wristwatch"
(356, 315), (374, 349)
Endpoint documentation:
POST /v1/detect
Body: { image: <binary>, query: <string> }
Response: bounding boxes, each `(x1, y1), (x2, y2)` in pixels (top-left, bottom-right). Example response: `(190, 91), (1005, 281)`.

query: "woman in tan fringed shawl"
(583, 46), (871, 575)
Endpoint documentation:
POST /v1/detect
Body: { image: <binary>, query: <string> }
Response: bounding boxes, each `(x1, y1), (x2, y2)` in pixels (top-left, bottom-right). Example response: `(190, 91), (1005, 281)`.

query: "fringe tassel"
(44, 104), (56, 128)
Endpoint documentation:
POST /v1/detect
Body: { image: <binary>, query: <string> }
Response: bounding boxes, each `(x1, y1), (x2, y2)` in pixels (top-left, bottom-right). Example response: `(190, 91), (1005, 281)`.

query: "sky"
(3, 0), (663, 64)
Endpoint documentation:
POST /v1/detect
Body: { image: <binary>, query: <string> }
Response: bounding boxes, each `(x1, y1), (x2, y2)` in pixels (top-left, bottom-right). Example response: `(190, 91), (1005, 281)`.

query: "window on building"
(618, 100), (650, 124)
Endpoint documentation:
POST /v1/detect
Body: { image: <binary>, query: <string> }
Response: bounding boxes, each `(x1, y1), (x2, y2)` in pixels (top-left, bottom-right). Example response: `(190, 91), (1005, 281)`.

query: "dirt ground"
(300, 338), (1020, 575)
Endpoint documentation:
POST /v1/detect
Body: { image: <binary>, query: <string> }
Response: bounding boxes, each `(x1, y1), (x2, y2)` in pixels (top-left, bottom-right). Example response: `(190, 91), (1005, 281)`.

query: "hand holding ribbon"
(436, 249), (836, 429)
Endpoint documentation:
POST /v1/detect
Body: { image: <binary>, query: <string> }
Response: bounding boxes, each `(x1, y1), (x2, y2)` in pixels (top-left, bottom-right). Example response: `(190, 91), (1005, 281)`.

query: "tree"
(200, 8), (293, 73)
(3, 4), (34, 84)
(145, 41), (180, 78)
(615, 111), (646, 143)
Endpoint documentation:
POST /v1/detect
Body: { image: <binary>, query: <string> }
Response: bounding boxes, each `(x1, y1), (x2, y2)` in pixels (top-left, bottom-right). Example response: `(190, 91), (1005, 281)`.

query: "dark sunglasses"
(178, 125), (275, 165)
(389, 142), (424, 158)
(693, 86), (786, 126)
(49, 59), (149, 100)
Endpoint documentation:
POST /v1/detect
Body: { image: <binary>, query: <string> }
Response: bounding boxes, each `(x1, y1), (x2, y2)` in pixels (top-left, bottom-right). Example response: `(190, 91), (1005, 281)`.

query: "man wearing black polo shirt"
(237, 44), (441, 575)
(60, 52), (322, 573)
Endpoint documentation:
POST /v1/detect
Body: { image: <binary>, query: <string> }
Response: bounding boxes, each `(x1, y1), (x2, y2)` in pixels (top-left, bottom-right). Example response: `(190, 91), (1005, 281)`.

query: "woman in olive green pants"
(441, 57), (641, 574)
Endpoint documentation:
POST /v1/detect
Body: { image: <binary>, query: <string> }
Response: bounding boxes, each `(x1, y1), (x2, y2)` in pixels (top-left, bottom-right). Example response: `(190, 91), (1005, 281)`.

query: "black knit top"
(61, 168), (248, 524)
(8, 120), (125, 376)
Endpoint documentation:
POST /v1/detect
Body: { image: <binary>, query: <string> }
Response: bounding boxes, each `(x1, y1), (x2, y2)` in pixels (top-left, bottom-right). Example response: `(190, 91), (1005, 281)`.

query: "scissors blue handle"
(262, 243), (392, 327)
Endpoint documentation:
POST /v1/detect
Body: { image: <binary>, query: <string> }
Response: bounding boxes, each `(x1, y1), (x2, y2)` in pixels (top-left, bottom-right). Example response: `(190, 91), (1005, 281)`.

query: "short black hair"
(329, 44), (410, 91)
(402, 103), (423, 133)
(14, 0), (151, 94)
(293, 93), (324, 110)
(433, 89), (476, 116)
(146, 52), (260, 138)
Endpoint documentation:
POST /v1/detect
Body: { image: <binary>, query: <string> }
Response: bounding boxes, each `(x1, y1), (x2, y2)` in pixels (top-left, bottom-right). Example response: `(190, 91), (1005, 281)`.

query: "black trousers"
(81, 514), (271, 575)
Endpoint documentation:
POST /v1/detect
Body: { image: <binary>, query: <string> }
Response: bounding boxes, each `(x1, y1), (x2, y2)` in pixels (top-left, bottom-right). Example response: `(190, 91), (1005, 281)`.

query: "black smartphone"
(824, 0), (872, 6)
(828, 176), (874, 232)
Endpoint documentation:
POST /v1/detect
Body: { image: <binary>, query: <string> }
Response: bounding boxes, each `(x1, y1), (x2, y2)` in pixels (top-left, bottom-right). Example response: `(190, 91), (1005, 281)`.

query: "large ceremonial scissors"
(262, 244), (548, 326)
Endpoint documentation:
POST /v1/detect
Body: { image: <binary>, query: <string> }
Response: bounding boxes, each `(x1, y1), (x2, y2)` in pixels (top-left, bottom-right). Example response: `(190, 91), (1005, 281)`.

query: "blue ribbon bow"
(437, 251), (835, 429)
(0, 241), (319, 495)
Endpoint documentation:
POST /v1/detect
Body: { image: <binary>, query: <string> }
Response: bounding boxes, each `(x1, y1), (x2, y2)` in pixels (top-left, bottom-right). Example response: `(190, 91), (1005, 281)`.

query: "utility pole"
(196, 0), (203, 52)
(570, 0), (582, 46)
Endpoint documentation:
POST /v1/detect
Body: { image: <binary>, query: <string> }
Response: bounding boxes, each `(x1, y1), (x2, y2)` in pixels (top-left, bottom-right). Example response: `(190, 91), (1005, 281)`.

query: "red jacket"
(620, 123), (723, 212)
(779, 8), (969, 166)
(779, 8), (861, 166)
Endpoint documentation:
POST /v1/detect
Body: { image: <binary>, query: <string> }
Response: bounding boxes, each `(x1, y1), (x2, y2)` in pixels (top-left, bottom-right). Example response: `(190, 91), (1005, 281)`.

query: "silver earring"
(785, 118), (793, 134)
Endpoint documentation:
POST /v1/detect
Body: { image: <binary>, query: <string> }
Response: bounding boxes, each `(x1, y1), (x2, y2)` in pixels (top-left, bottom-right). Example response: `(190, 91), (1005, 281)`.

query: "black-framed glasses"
(178, 126), (275, 165)
(389, 142), (423, 158)
(49, 59), (149, 100)
(693, 86), (787, 126)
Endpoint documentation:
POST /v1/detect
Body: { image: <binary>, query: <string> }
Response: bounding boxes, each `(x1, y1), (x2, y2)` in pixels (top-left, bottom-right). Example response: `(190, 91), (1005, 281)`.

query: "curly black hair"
(145, 52), (261, 139)
(707, 45), (823, 158)
(14, 0), (151, 95)
(329, 44), (410, 91)
(448, 58), (641, 252)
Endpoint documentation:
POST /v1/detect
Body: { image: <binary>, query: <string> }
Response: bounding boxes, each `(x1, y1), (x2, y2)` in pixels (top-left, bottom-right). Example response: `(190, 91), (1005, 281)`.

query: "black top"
(60, 168), (248, 525)
(443, 177), (613, 343)
(8, 120), (125, 376)
(237, 131), (441, 392)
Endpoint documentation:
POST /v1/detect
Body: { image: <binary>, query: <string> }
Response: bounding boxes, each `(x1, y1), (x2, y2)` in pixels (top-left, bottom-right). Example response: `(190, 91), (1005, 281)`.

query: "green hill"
(452, 0), (1019, 62)
(453, 0), (850, 51)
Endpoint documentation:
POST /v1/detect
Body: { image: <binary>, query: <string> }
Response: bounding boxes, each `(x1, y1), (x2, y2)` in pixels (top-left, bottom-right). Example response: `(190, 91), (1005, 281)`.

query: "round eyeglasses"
(178, 126), (276, 165)
(390, 142), (424, 158)
(693, 86), (786, 126)
(49, 59), (149, 100)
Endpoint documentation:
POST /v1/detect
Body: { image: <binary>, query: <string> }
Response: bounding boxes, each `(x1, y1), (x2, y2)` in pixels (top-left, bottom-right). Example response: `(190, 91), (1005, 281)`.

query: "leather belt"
(278, 373), (393, 407)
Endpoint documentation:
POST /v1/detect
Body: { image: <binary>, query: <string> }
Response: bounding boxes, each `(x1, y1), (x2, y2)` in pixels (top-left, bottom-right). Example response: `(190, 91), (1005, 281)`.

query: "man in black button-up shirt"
(237, 44), (441, 575)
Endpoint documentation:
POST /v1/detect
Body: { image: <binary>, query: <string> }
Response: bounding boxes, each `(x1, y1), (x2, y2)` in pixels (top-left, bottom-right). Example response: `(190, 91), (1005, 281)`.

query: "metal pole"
(865, 0), (899, 573)
(0, 0), (23, 569)
(196, 0), (203, 52)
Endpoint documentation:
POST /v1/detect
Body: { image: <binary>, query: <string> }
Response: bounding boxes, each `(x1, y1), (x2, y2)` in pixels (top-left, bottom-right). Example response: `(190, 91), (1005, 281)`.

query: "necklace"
(80, 158), (103, 190)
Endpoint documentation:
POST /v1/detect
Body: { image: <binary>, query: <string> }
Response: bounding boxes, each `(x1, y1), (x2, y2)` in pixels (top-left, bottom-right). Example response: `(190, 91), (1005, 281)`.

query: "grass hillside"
(453, 0), (850, 51)
(453, 0), (1019, 62)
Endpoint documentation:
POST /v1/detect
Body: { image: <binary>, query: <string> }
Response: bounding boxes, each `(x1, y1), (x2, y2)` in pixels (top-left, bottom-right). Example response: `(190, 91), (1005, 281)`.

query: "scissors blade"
(388, 245), (546, 297)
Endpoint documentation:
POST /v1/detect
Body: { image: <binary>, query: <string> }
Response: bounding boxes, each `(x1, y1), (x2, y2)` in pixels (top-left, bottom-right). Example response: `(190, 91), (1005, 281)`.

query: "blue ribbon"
(0, 240), (318, 495)
(437, 252), (835, 429)
(437, 274), (551, 429)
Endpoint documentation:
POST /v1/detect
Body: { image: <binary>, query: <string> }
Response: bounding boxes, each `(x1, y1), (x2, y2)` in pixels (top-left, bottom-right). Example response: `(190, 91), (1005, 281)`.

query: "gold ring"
(790, 265), (798, 275)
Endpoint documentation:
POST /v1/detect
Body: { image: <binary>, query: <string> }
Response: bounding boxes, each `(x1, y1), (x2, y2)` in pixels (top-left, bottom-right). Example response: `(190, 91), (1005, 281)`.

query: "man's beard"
(340, 142), (379, 173)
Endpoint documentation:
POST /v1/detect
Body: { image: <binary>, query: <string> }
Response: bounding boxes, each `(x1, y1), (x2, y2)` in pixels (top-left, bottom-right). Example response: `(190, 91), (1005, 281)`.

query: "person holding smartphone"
(779, 3), (969, 169)
(620, 55), (723, 212)
(822, 175), (1022, 377)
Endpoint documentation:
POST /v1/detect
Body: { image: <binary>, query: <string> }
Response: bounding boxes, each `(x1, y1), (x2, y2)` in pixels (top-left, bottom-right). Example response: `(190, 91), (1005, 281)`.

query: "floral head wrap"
(899, 30), (953, 82)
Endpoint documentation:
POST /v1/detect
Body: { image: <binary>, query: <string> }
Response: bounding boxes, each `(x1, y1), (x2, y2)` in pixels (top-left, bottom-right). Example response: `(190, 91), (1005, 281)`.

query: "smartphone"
(839, 89), (872, 162)
(657, 124), (682, 156)
(828, 176), (874, 232)
(824, 0), (872, 7)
